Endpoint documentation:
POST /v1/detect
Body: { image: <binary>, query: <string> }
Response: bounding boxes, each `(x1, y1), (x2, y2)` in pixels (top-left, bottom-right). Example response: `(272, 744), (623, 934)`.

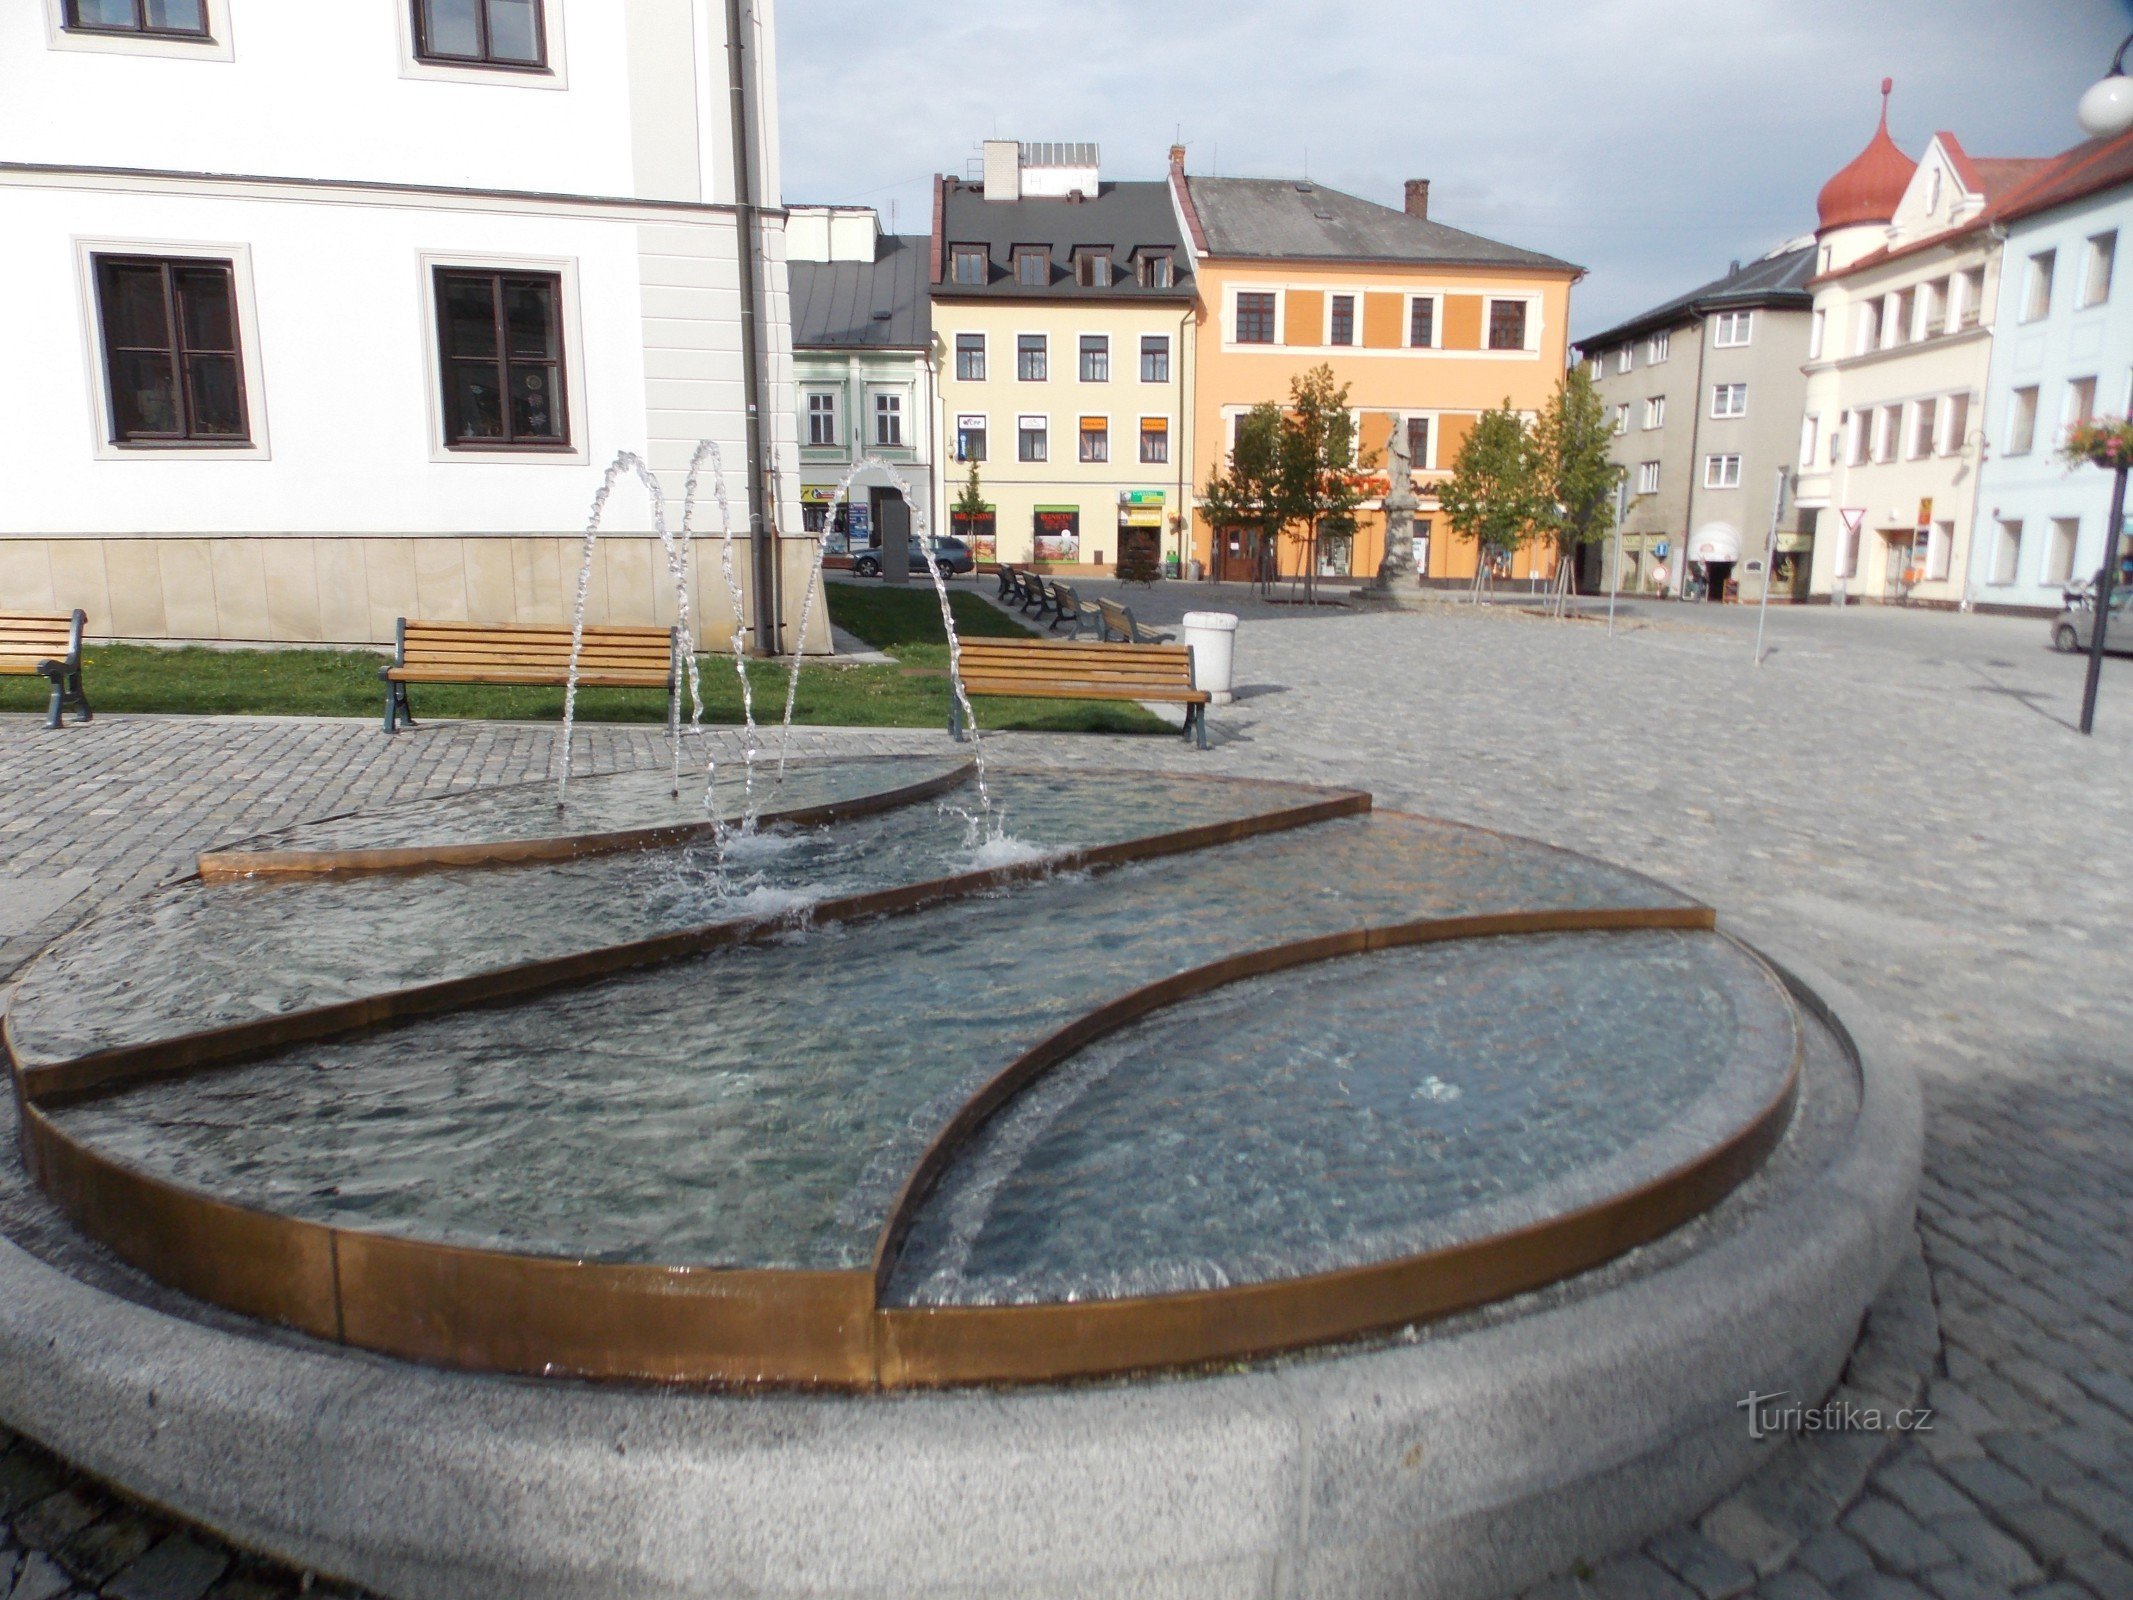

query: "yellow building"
(930, 142), (1196, 572)
(1170, 150), (1581, 584)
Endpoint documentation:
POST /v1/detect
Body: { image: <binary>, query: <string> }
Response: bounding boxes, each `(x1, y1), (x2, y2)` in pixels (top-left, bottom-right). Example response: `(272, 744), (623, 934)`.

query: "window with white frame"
(1958, 267), (1986, 328)
(1636, 460), (1661, 495)
(1907, 400), (1936, 460)
(1809, 310), (1826, 360)
(1882, 289), (1911, 348)
(2008, 387), (2039, 455)
(1647, 330), (1670, 364)
(1139, 417), (1169, 464)
(1928, 520), (1954, 582)
(2065, 375), (2098, 434)
(1018, 414), (1047, 462)
(1487, 300), (1529, 350)
(2046, 518), (2080, 585)
(1853, 302), (1880, 355)
(1589, 355), (1604, 381)
(64, 0), (210, 36)
(1612, 404), (1629, 436)
(1078, 415), (1108, 463)
(805, 390), (839, 448)
(1644, 396), (1666, 430)
(1704, 454), (1742, 489)
(1139, 335), (1170, 383)
(1991, 519), (2022, 585)
(954, 332), (985, 381)
(1712, 311), (1752, 347)
(1938, 392), (1970, 456)
(1799, 415), (1819, 471)
(1875, 404), (1901, 463)
(1918, 279), (1946, 338)
(2083, 232), (2117, 308)
(955, 413), (987, 462)
(1615, 345), (1633, 374)
(1017, 334), (1047, 382)
(1711, 383), (1747, 419)
(871, 389), (904, 448)
(1845, 410), (1866, 466)
(1329, 294), (1357, 347)
(2022, 250), (2056, 322)
(1079, 334), (1109, 383)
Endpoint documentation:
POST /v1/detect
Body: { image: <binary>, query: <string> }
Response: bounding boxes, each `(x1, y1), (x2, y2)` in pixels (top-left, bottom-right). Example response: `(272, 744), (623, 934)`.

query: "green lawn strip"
(821, 579), (1035, 650)
(0, 632), (1167, 736)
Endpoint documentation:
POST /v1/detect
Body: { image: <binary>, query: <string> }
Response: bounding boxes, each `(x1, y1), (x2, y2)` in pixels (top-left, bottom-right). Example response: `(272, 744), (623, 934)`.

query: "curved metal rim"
(6, 790), (1810, 1392)
(195, 755), (980, 880)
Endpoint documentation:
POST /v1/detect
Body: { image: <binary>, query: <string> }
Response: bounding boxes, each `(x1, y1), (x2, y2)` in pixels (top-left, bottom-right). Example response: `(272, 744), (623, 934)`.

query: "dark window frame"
(954, 333), (987, 381)
(805, 391), (839, 448)
(1140, 335), (1170, 383)
(1017, 334), (1048, 383)
(433, 266), (572, 451)
(1236, 291), (1277, 344)
(92, 254), (251, 447)
(1078, 417), (1109, 464)
(63, 0), (211, 38)
(411, 0), (550, 72)
(1329, 294), (1357, 347)
(1139, 418), (1169, 465)
(956, 418), (988, 463)
(1409, 297), (1435, 348)
(1079, 335), (1110, 383)
(1487, 298), (1528, 351)
(950, 246), (989, 288)
(1073, 250), (1114, 289)
(873, 390), (904, 448)
(1405, 416), (1430, 469)
(1013, 248), (1050, 288)
(1018, 418), (1048, 463)
(1138, 251), (1175, 289)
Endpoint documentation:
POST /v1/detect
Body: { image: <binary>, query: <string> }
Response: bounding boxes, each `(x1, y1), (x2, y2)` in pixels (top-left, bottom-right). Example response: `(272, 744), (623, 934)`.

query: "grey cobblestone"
(1920, 1514), (2042, 1589)
(3, 594), (2131, 1600)
(1840, 1500), (1953, 1575)
(1647, 1526), (1758, 1599)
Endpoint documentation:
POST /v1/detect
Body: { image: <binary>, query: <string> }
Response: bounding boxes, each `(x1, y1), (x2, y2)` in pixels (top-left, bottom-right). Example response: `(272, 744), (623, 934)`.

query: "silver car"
(2052, 590), (2132, 654)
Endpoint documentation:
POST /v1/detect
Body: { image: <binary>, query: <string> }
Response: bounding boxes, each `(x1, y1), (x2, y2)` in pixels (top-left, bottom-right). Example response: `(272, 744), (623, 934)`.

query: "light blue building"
(1974, 132), (2133, 613)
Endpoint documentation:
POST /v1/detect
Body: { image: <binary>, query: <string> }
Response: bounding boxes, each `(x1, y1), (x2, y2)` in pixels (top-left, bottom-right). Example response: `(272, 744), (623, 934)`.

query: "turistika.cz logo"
(1737, 1390), (1935, 1442)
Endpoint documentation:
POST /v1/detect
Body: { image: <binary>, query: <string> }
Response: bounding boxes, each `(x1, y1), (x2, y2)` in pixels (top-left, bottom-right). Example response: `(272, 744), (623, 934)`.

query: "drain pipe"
(725, 0), (778, 656)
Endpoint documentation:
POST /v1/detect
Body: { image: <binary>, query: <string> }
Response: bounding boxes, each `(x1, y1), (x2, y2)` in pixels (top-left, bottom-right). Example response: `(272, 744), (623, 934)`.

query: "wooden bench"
(1097, 597), (1176, 644)
(951, 638), (1210, 748)
(1, 610), (92, 728)
(381, 619), (681, 734)
(995, 563), (1021, 603)
(1048, 581), (1102, 640)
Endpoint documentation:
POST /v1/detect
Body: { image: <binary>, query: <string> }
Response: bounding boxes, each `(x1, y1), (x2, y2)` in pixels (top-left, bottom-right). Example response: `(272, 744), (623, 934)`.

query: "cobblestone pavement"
(3, 584), (2131, 1599)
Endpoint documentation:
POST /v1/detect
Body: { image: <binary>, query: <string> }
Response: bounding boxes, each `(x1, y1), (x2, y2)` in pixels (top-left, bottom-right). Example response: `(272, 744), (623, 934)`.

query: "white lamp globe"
(2078, 72), (2133, 138)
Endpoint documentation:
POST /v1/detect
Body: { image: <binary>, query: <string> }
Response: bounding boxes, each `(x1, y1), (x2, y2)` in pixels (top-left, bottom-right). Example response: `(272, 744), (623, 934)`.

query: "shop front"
(1034, 507), (1081, 566)
(1118, 490), (1166, 579)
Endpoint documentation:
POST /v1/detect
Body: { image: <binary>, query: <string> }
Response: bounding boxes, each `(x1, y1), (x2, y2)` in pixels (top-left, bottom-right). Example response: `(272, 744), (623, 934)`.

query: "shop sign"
(1653, 540), (1669, 560)
(1916, 498), (1935, 528)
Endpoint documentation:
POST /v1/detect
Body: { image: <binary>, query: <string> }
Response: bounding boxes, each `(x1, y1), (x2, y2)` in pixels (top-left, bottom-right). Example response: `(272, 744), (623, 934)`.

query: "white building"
(1798, 84), (2049, 608)
(0, 0), (821, 655)
(1972, 130), (2133, 613)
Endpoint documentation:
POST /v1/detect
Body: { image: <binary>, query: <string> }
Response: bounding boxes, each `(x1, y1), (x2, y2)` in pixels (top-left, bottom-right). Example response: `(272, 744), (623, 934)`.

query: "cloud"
(773, 0), (2127, 335)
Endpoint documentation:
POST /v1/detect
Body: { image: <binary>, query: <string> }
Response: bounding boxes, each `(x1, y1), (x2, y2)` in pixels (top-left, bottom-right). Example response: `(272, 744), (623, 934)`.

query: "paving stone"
(7, 1553), (72, 1600)
(2070, 1370), (2133, 1423)
(1756, 1578), (1837, 1600)
(1841, 1499), (1954, 1575)
(1591, 1553), (1698, 1600)
(11, 1495), (97, 1555)
(1915, 1574), (2016, 1600)
(1939, 1458), (2040, 1513)
(1874, 1465), (1977, 1524)
(103, 1537), (229, 1600)
(1985, 1498), (2102, 1565)
(2046, 1475), (2133, 1552)
(2062, 1546), (2133, 1597)
(1523, 1579), (1598, 1600)
(1829, 1576), (1934, 1600)
(1647, 1526), (1757, 1599)
(1794, 1532), (1875, 1590)
(1977, 1433), (2084, 1491)
(53, 1512), (154, 1589)
(0, 1458), (64, 1522)
(1920, 1513), (2043, 1589)
(1702, 1496), (1802, 1576)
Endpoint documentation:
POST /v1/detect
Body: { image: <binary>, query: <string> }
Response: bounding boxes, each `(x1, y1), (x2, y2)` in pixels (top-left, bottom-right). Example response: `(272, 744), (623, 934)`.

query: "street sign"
(1917, 498), (1935, 527)
(1653, 540), (1670, 560)
(1839, 508), (1866, 537)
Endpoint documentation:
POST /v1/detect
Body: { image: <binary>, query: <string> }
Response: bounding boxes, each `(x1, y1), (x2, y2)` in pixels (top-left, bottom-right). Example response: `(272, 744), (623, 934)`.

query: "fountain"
(0, 461), (1918, 1600)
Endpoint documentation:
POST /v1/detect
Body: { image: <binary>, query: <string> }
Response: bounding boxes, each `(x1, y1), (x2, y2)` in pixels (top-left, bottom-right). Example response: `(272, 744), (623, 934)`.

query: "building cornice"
(1818, 324), (1992, 374)
(0, 161), (774, 223)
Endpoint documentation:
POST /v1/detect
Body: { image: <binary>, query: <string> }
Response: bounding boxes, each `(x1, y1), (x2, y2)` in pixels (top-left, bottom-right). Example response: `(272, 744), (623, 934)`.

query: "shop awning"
(1689, 523), (1743, 564)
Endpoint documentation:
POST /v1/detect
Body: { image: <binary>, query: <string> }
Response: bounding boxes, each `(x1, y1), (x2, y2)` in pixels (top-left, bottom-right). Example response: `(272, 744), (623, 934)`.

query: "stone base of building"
(0, 534), (831, 655)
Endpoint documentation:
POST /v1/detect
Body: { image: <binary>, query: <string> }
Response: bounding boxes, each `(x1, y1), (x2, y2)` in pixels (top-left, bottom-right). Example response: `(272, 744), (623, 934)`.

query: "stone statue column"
(1373, 419), (1417, 588)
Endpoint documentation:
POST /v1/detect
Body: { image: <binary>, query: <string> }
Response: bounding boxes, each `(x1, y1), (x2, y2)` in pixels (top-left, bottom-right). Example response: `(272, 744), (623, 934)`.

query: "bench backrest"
(1096, 597), (1143, 637)
(1052, 581), (1080, 610)
(958, 638), (1195, 687)
(0, 611), (85, 666)
(399, 621), (676, 675)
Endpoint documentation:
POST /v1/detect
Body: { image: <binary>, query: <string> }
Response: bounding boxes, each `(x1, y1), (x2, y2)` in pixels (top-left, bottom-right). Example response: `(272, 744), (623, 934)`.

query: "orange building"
(1169, 149), (1581, 584)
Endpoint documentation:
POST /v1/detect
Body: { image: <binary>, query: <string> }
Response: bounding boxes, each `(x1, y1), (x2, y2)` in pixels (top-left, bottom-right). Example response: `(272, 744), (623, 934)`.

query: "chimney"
(1169, 144), (1188, 173)
(983, 139), (1021, 203)
(1404, 179), (1431, 220)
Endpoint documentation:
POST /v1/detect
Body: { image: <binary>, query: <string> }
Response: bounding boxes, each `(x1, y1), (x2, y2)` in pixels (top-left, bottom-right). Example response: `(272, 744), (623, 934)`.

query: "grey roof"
(1185, 177), (1578, 272)
(934, 178), (1194, 301)
(789, 235), (931, 350)
(1578, 245), (1818, 352)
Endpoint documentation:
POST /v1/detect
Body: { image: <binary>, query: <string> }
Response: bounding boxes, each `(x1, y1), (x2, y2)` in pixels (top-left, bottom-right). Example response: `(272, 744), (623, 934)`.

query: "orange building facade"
(1170, 152), (1581, 584)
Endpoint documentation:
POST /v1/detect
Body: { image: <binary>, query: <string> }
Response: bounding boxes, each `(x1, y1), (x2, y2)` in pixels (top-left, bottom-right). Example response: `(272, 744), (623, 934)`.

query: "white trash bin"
(1181, 611), (1239, 705)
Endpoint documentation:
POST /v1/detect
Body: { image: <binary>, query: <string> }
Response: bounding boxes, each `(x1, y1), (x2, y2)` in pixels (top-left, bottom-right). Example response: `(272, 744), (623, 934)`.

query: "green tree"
(953, 460), (987, 524)
(1279, 364), (1375, 601)
(1198, 402), (1287, 595)
(1437, 399), (1545, 594)
(1530, 367), (1620, 596)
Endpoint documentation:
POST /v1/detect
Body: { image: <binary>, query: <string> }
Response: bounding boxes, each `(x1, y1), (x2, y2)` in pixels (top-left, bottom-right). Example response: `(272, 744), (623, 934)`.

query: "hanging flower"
(2061, 416), (2133, 469)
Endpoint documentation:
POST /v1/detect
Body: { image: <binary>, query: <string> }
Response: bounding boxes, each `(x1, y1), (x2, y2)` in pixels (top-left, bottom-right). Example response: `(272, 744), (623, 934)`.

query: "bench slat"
(386, 668), (670, 686)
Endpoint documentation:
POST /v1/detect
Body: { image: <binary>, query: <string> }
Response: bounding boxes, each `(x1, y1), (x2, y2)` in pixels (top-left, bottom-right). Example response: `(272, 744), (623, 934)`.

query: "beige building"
(930, 143), (1196, 572)
(1799, 86), (2048, 606)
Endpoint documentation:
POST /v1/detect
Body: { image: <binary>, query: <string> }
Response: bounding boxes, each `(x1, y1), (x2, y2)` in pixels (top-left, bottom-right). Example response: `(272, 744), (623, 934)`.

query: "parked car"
(2051, 590), (2131, 654)
(850, 537), (975, 579)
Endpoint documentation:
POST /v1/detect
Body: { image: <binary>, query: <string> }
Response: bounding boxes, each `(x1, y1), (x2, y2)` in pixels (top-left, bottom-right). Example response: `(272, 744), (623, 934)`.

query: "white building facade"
(1972, 137), (2133, 613)
(0, 0), (819, 654)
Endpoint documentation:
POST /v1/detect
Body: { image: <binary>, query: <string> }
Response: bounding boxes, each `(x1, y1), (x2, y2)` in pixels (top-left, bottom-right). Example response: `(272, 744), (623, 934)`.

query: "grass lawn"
(0, 579), (1166, 734)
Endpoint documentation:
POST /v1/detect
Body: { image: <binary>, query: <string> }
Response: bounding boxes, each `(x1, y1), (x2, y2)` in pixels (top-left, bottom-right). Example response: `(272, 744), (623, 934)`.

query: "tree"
(1437, 399), (1545, 596)
(1279, 364), (1375, 601)
(951, 461), (991, 558)
(1530, 367), (1620, 599)
(1198, 402), (1287, 596)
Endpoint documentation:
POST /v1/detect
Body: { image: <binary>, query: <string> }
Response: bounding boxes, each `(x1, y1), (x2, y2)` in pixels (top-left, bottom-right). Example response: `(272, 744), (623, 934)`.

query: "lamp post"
(2076, 33), (2133, 735)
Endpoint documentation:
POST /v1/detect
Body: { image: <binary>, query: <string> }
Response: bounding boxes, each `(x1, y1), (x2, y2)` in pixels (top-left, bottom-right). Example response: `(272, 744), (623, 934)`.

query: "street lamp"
(2079, 33), (2133, 138)
(2077, 31), (2133, 734)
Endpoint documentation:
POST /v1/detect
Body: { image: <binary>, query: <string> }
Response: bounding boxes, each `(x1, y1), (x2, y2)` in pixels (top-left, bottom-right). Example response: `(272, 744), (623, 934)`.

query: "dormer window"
(1074, 250), (1113, 289)
(1138, 252), (1175, 289)
(64, 0), (209, 35)
(413, 0), (547, 69)
(950, 245), (988, 287)
(1013, 248), (1050, 288)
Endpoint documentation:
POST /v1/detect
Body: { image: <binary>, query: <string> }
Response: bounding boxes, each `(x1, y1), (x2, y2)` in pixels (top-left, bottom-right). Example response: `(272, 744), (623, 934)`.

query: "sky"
(775, 0), (2133, 340)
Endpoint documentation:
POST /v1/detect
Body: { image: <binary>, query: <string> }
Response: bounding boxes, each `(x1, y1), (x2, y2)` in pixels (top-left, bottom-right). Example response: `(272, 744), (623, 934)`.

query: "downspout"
(1176, 303), (1191, 571)
(724, 0), (777, 656)
(1682, 305), (1710, 599)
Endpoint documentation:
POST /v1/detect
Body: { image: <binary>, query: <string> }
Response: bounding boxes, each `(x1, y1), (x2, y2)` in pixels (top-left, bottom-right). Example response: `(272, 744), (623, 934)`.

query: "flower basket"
(2061, 416), (2133, 471)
